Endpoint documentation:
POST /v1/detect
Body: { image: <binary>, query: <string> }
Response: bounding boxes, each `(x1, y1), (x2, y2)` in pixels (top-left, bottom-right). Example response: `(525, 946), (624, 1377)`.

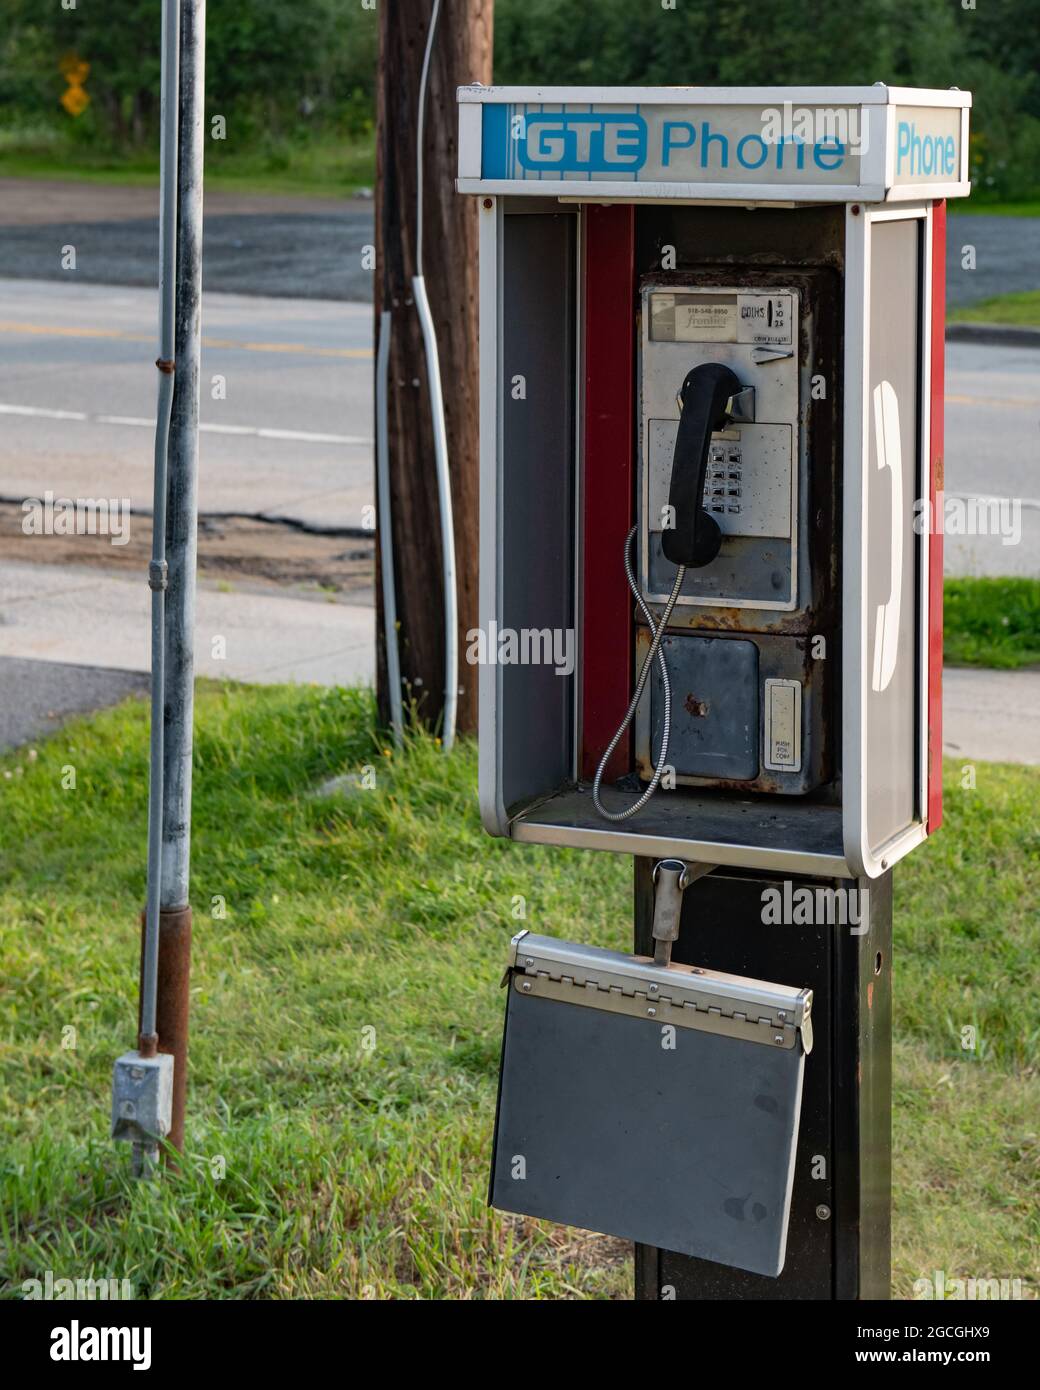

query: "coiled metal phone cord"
(592, 526), (686, 821)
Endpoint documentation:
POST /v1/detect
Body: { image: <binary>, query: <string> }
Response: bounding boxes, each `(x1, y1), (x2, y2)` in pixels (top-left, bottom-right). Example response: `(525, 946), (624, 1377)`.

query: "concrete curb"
(947, 322), (1040, 348)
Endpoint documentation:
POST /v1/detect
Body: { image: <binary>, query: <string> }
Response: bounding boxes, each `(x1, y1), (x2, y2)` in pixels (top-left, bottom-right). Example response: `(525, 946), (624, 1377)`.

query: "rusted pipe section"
(138, 905), (192, 1158)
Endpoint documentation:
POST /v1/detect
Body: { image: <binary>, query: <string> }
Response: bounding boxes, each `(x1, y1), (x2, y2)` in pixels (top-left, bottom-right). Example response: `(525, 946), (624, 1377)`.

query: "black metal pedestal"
(633, 861), (893, 1300)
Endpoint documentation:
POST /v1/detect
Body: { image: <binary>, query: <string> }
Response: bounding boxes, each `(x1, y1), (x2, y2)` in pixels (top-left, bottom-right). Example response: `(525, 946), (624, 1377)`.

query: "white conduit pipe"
(411, 275), (457, 751)
(413, 0), (458, 752)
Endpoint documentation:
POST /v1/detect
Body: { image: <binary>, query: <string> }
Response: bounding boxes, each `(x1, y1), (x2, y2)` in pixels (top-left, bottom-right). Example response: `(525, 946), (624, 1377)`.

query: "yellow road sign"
(61, 85), (90, 118)
(59, 53), (90, 118)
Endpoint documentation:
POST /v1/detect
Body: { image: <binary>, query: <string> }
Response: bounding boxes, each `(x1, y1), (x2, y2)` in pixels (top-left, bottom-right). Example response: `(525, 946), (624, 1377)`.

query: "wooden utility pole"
(375, 0), (493, 738)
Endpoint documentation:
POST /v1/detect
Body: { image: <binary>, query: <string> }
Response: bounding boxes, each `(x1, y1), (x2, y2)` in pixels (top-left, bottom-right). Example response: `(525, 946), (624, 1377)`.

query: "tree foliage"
(0, 0), (377, 145)
(493, 0), (1040, 199)
(0, 0), (1036, 198)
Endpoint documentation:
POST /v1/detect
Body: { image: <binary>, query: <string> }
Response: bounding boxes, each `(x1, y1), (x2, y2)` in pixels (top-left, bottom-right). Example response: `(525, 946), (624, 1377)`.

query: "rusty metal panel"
(645, 634), (759, 781)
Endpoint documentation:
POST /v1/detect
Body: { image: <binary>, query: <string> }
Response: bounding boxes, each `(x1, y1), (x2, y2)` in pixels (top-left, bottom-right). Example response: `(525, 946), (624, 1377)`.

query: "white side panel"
(478, 198), (507, 834)
(862, 104), (890, 192)
(842, 205), (871, 876)
(842, 204), (930, 878)
(457, 101), (482, 178)
(919, 206), (934, 827)
(960, 106), (971, 183)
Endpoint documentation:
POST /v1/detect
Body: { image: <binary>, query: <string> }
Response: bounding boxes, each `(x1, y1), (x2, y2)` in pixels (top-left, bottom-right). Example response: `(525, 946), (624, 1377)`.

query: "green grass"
(944, 577), (1040, 668)
(949, 200), (1040, 218)
(0, 130), (375, 199)
(949, 290), (1040, 328)
(0, 684), (1037, 1299)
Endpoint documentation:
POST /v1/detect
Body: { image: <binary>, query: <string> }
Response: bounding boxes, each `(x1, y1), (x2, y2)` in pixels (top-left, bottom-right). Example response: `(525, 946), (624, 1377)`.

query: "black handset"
(662, 362), (742, 569)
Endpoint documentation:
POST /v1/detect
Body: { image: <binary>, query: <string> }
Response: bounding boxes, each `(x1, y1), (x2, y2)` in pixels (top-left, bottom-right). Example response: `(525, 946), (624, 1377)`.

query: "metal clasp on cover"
(502, 928), (531, 986)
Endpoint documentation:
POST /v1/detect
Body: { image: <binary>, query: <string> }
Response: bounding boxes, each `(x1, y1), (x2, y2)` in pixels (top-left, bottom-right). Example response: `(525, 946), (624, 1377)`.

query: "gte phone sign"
(481, 102), (861, 184)
(892, 104), (963, 184)
(518, 111), (646, 173)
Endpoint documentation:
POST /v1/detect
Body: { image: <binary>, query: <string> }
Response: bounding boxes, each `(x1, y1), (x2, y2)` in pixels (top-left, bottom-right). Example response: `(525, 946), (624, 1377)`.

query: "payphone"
(457, 84), (970, 1297)
(594, 271), (840, 817)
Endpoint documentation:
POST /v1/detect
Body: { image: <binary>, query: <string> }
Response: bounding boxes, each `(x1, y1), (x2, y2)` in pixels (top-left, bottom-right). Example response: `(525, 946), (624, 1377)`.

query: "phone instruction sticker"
(674, 297), (738, 341)
(649, 292), (738, 342)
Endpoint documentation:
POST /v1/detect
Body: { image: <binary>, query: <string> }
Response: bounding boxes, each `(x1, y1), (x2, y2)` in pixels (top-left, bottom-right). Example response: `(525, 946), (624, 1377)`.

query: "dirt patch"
(0, 502), (374, 602)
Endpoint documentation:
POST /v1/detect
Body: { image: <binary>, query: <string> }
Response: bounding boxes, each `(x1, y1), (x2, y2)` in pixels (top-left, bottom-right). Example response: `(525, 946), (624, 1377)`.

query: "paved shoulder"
(0, 559), (375, 690)
(0, 655), (147, 751)
(942, 667), (1040, 766)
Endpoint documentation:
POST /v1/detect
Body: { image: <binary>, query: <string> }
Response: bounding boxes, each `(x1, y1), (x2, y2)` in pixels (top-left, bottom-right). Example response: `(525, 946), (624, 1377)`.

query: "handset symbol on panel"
(871, 379), (902, 695)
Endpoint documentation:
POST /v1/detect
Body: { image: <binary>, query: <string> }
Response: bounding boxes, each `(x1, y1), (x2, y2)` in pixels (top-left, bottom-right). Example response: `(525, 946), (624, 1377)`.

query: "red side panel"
(580, 204), (636, 781)
(927, 201), (946, 832)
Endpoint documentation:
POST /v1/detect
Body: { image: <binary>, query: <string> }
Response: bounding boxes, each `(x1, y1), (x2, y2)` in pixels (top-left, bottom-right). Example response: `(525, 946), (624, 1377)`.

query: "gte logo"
(518, 113), (647, 173)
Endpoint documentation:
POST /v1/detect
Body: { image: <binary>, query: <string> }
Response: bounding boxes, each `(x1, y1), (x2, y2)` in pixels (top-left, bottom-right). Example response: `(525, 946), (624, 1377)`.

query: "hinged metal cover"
(507, 930), (813, 1053)
(492, 931), (810, 1278)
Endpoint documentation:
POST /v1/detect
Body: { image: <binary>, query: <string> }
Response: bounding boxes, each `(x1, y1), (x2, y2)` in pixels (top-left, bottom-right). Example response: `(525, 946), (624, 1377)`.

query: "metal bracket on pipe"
(651, 859), (714, 966)
(148, 559), (169, 592)
(111, 1050), (174, 1177)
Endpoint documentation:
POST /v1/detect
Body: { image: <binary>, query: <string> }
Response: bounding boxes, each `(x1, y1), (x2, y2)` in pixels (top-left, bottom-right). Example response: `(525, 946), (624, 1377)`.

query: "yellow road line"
(0, 320), (371, 359)
(2, 322), (1034, 391)
(946, 393), (1038, 410)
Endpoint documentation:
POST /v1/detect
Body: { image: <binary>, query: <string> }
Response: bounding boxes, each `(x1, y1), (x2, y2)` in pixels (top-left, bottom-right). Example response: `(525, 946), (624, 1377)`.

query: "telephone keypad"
(706, 444), (743, 513)
(648, 421), (791, 540)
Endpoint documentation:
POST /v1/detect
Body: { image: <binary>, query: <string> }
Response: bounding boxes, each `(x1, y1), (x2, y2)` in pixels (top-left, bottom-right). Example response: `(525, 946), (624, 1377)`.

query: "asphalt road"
(0, 212), (376, 301)
(0, 656), (147, 751)
(1, 276), (1035, 567)
(0, 188), (1031, 307)
(0, 180), (375, 302)
(0, 278), (373, 530)
(943, 338), (1040, 577)
(946, 213), (1040, 308)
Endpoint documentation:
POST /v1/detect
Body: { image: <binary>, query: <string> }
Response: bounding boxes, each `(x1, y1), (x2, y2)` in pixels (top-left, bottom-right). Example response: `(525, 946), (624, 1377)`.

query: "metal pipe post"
(139, 0), (181, 1058)
(158, 0), (206, 1156)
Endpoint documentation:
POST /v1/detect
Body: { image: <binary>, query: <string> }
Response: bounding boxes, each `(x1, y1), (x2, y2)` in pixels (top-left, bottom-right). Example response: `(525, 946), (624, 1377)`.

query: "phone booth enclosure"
(462, 86), (966, 1299)
(464, 88), (966, 881)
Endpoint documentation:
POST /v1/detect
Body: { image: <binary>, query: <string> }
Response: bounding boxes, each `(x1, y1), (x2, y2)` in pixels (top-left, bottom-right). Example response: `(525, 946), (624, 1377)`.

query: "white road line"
(945, 491), (1040, 510)
(0, 404), (86, 422)
(0, 402), (371, 446)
